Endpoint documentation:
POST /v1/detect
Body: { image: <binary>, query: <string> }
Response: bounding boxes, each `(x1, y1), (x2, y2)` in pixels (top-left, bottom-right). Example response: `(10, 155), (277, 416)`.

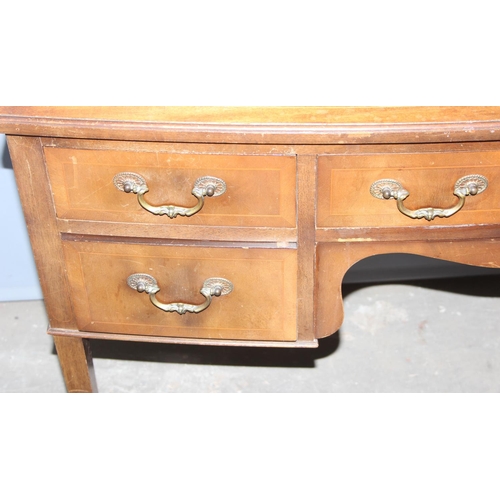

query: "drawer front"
(44, 148), (296, 228)
(62, 241), (297, 341)
(317, 150), (500, 228)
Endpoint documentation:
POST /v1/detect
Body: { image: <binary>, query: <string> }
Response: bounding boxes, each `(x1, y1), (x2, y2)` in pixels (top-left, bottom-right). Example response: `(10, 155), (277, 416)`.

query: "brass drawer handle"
(127, 273), (233, 315)
(113, 172), (226, 219)
(370, 174), (488, 221)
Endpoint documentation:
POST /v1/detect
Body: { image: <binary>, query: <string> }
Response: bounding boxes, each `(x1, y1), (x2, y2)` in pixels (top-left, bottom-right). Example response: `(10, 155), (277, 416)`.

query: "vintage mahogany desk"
(1, 106), (500, 392)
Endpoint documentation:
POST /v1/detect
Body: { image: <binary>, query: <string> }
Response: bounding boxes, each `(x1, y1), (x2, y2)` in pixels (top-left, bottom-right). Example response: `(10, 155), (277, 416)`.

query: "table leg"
(53, 336), (98, 393)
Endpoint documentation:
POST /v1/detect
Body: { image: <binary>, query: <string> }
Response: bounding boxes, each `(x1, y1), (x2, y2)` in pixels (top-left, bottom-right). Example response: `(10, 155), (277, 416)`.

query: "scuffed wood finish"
(2, 106), (500, 144)
(6, 106), (500, 124)
(7, 136), (77, 330)
(41, 135), (500, 156)
(44, 146), (296, 228)
(296, 155), (317, 342)
(56, 220), (297, 243)
(316, 224), (500, 243)
(62, 240), (298, 342)
(316, 239), (500, 338)
(3, 107), (500, 392)
(49, 328), (318, 348)
(317, 147), (500, 228)
(53, 336), (97, 393)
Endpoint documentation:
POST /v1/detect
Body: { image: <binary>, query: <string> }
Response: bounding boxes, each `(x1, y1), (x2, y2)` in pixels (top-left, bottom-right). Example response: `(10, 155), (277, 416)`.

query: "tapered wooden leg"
(53, 336), (98, 393)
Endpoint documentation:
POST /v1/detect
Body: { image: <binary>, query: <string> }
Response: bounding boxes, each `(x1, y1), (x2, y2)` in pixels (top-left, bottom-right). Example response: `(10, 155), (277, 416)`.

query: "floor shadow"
(342, 273), (500, 299)
(81, 273), (500, 369)
(88, 332), (340, 369)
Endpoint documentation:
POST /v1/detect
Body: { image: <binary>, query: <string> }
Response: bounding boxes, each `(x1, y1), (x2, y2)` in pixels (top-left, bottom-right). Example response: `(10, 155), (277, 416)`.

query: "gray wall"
(0, 134), (497, 302)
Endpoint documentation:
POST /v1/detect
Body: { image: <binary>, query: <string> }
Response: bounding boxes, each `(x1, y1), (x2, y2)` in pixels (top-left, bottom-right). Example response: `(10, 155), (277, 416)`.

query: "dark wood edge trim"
(60, 232), (298, 249)
(316, 224), (500, 242)
(56, 220), (298, 243)
(40, 136), (500, 155)
(47, 328), (319, 348)
(3, 115), (500, 144)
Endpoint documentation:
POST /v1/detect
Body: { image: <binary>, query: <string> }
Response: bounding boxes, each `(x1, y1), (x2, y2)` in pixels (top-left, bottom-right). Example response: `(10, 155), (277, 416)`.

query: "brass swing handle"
(113, 172), (226, 219)
(127, 273), (233, 315)
(370, 175), (488, 221)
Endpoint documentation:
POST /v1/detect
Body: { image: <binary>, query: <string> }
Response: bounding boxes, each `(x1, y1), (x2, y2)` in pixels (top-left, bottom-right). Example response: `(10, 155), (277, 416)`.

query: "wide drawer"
(44, 147), (296, 228)
(317, 150), (500, 228)
(61, 240), (298, 341)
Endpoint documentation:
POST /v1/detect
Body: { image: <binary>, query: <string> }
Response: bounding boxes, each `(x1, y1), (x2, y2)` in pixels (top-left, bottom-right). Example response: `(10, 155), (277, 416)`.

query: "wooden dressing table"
(1, 106), (500, 392)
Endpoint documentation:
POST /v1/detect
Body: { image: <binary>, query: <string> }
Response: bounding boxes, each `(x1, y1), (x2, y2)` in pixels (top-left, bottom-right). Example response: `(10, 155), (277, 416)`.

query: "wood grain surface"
(53, 336), (97, 393)
(44, 146), (296, 228)
(62, 240), (298, 341)
(5, 106), (500, 392)
(2, 106), (500, 144)
(317, 147), (500, 228)
(7, 136), (77, 329)
(2, 105), (500, 124)
(316, 239), (500, 338)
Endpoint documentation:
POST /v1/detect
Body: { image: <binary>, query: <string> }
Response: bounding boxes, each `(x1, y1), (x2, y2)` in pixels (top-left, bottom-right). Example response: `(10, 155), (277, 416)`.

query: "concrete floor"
(1, 275), (500, 392)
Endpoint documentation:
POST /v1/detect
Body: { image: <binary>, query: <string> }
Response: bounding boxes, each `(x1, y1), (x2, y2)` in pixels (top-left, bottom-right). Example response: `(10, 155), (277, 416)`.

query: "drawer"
(44, 147), (296, 228)
(317, 150), (500, 228)
(61, 240), (298, 341)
